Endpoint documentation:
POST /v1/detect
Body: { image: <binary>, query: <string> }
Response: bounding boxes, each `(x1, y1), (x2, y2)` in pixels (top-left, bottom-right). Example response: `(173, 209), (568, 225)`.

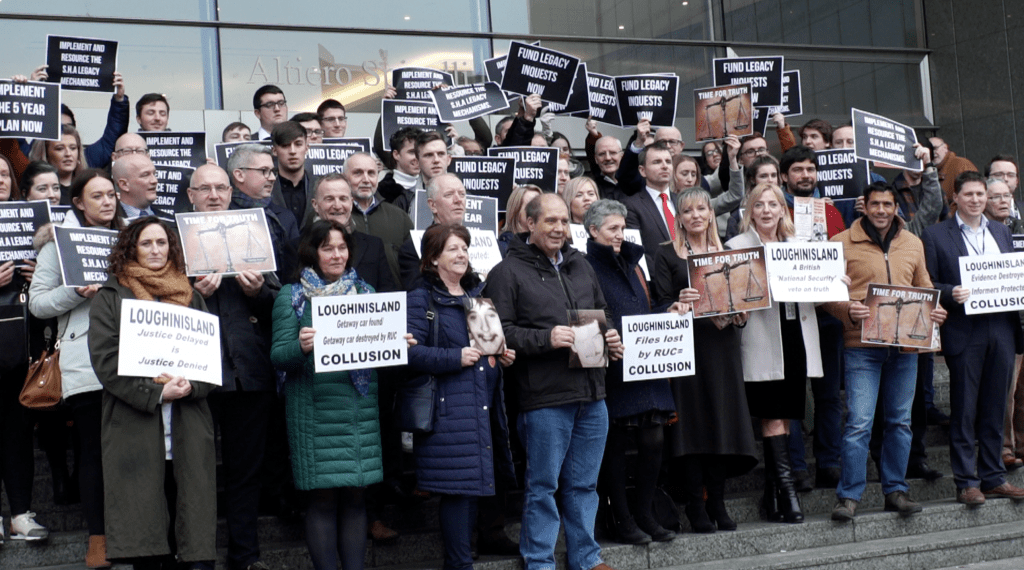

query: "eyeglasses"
(306, 128), (325, 137)
(190, 184), (232, 194)
(257, 99), (287, 110)
(740, 147), (769, 158)
(990, 193), (1014, 202)
(991, 171), (1019, 181)
(114, 147), (149, 156)
(704, 148), (722, 157)
(239, 167), (278, 179)
(321, 116), (347, 124)
(661, 139), (684, 147)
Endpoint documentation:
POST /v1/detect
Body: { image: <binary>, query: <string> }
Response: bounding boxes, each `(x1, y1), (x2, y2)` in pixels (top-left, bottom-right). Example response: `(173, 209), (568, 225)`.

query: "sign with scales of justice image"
(175, 208), (277, 277)
(686, 246), (770, 317)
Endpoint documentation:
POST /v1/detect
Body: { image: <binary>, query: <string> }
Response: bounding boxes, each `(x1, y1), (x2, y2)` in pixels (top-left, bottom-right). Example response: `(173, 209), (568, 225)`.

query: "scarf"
(860, 217), (900, 254)
(291, 266), (374, 396)
(118, 260), (193, 307)
(231, 189), (273, 209)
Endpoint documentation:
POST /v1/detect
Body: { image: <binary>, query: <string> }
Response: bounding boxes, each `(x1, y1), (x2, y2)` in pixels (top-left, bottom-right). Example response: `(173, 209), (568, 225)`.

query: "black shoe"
(477, 532), (520, 555)
(684, 501), (715, 534)
(704, 482), (736, 531)
(906, 462), (943, 481)
(612, 514), (652, 545)
(792, 469), (814, 493)
(884, 491), (922, 516)
(815, 467), (841, 489)
(927, 408), (951, 426)
(635, 514), (676, 542)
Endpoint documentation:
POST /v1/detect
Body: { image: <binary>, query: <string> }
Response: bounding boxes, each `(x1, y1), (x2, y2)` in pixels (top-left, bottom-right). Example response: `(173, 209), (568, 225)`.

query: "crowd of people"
(2, 65), (1024, 570)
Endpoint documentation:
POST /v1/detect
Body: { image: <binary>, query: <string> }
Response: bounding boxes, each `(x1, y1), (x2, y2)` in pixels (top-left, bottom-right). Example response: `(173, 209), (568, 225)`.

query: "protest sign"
(321, 137), (371, 152)
(764, 242), (848, 303)
(430, 82), (510, 123)
(49, 205), (71, 226)
(0, 201), (50, 266)
(312, 292), (408, 373)
(46, 35), (118, 93)
(305, 143), (362, 177)
(713, 56), (784, 107)
(616, 74), (678, 127)
(448, 156), (516, 210)
(861, 284), (939, 349)
(694, 84), (753, 142)
(380, 99), (447, 151)
(500, 41), (580, 105)
(141, 131), (207, 169)
(409, 228), (503, 277)
(118, 299), (222, 385)
(152, 165), (193, 219)
(958, 253), (1024, 315)
(568, 310), (607, 368)
(815, 149), (870, 201)
(464, 298), (506, 355)
(622, 229), (650, 280)
(776, 70), (802, 117)
(549, 63), (590, 116)
(391, 67), (455, 101)
(214, 140), (271, 170)
(175, 208), (277, 276)
(1014, 235), (1024, 253)
(52, 226), (117, 287)
(793, 197), (829, 242)
(0, 79), (62, 140)
(622, 313), (695, 381)
(485, 42), (539, 104)
(687, 246), (770, 317)
(486, 146), (558, 193)
(412, 190), (499, 233)
(852, 108), (922, 171)
(586, 71), (622, 127)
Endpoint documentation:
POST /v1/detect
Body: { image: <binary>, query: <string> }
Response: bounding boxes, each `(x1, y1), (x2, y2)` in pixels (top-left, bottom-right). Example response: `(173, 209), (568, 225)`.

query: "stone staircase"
(8, 359), (1024, 570)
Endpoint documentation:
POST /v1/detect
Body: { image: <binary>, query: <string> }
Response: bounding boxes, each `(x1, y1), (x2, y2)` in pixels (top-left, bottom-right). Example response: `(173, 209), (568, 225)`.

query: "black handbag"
(397, 297), (438, 433)
(0, 282), (30, 370)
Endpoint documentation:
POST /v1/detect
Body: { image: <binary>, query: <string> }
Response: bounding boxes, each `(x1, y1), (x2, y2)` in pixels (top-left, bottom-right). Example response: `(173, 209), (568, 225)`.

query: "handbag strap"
(425, 295), (438, 347)
(634, 265), (651, 311)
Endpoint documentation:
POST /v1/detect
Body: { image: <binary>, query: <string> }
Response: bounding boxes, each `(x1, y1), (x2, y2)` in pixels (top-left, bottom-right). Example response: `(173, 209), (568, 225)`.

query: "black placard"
(141, 131), (207, 170)
(500, 41), (581, 106)
(485, 42), (539, 105)
(713, 56), (784, 108)
(321, 137), (371, 152)
(153, 165), (194, 218)
(412, 189), (499, 234)
(305, 144), (363, 177)
(49, 205), (71, 226)
(1013, 234), (1024, 253)
(380, 100), (448, 152)
(694, 84), (754, 142)
(447, 156), (516, 211)
(815, 149), (871, 201)
(0, 201), (50, 267)
(52, 226), (117, 287)
(214, 140), (272, 170)
(776, 70), (802, 117)
(549, 63), (590, 116)
(486, 146), (559, 193)
(851, 108), (922, 171)
(752, 107), (771, 136)
(615, 74), (679, 127)
(391, 67), (455, 101)
(0, 79), (62, 141)
(585, 72), (622, 127)
(45, 35), (118, 93)
(430, 83), (510, 123)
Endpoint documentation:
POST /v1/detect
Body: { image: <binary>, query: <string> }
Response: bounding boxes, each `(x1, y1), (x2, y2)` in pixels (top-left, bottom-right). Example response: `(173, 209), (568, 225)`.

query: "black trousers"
(69, 391), (105, 535)
(0, 363), (34, 516)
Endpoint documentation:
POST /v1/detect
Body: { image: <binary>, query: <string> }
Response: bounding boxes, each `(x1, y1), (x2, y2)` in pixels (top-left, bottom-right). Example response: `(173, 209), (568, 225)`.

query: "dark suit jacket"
(623, 189), (672, 271)
(271, 163), (318, 230)
(922, 217), (1023, 357)
(350, 231), (398, 293)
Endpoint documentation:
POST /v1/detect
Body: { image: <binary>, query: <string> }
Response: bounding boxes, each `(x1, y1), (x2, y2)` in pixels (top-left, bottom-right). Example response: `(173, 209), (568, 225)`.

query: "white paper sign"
(118, 299), (222, 385)
(959, 253), (1024, 315)
(410, 228), (502, 278)
(622, 313), (695, 381)
(765, 242), (848, 303)
(312, 292), (408, 372)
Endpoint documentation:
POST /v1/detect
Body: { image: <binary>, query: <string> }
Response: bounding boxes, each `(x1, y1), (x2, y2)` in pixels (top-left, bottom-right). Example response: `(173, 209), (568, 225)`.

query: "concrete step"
(933, 556), (1024, 570)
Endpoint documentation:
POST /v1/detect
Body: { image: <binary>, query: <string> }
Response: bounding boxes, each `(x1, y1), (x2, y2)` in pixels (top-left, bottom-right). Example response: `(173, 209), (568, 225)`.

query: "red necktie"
(660, 193), (676, 240)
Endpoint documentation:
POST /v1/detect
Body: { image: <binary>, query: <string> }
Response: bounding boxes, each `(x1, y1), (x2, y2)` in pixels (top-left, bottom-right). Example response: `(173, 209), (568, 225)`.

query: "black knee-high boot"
(761, 438), (783, 522)
(680, 457), (714, 533)
(765, 435), (803, 524)
(703, 460), (736, 531)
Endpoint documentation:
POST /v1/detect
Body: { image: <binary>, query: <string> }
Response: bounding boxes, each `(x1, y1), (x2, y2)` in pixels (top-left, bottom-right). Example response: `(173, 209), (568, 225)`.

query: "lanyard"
(960, 225), (986, 256)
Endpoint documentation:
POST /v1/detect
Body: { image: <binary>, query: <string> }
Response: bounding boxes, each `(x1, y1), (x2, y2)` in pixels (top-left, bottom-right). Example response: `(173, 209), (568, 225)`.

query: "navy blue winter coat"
(407, 275), (515, 496)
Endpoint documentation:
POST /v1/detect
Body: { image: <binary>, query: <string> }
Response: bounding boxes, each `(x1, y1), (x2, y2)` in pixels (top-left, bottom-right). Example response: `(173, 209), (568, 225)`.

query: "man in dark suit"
(922, 170), (1024, 505)
(623, 141), (674, 270)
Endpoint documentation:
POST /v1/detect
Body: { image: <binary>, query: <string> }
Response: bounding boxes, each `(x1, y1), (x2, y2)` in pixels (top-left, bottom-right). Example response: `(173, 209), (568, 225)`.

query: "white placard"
(622, 313), (695, 381)
(410, 228), (502, 278)
(765, 242), (848, 303)
(118, 299), (222, 385)
(623, 229), (650, 281)
(312, 292), (408, 372)
(959, 253), (1024, 315)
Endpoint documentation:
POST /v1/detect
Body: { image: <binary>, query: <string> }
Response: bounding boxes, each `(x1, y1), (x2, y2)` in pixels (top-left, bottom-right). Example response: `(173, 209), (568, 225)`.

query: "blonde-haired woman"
(562, 177), (598, 224)
(498, 185), (541, 257)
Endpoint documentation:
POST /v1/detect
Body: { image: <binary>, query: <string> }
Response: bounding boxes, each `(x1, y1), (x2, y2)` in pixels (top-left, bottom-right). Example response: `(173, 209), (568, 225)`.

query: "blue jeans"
(837, 347), (917, 500)
(518, 401), (608, 570)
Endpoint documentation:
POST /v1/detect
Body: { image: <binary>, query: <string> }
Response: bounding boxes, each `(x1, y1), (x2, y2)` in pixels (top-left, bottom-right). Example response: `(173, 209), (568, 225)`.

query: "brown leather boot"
(85, 535), (112, 568)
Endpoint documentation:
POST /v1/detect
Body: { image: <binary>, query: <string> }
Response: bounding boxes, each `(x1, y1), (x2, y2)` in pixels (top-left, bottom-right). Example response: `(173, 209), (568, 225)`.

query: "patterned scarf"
(291, 266), (374, 396)
(118, 260), (193, 307)
(231, 189), (273, 209)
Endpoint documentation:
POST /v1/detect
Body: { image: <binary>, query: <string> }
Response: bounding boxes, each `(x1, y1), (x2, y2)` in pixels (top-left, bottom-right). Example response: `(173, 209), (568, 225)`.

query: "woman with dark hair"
(672, 154), (701, 193)
(407, 223), (516, 570)
(29, 123), (86, 203)
(87, 217), (216, 570)
(29, 169), (123, 566)
(20, 161), (61, 205)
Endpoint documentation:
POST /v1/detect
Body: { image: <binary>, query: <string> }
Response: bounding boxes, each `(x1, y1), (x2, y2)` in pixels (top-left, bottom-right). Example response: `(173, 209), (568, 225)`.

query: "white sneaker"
(10, 512), (48, 541)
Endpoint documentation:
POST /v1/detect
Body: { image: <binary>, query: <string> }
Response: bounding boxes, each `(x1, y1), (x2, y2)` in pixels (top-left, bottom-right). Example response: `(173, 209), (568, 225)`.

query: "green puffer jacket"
(270, 284), (383, 490)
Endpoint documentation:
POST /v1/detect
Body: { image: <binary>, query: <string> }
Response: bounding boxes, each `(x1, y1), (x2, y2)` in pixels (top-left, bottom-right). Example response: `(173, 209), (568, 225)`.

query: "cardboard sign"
(687, 246), (770, 317)
(45, 35), (118, 93)
(764, 242), (848, 303)
(52, 226), (117, 287)
(500, 41), (581, 105)
(0, 79), (62, 140)
(567, 309), (608, 368)
(312, 292), (408, 373)
(175, 208), (277, 276)
(713, 56), (785, 107)
(0, 200), (50, 266)
(447, 156), (516, 211)
(815, 149), (871, 201)
(861, 284), (939, 350)
(305, 143), (362, 177)
(586, 71), (622, 127)
(118, 298), (222, 385)
(409, 228), (503, 278)
(615, 74), (679, 128)
(214, 140), (271, 170)
(380, 99), (448, 152)
(49, 205), (71, 226)
(793, 197), (829, 242)
(321, 137), (371, 152)
(622, 313), (695, 381)
(694, 84), (753, 142)
(774, 70), (802, 117)
(430, 82), (510, 123)
(851, 108), (922, 172)
(412, 189), (499, 233)
(153, 165), (194, 218)
(391, 67), (455, 101)
(486, 146), (558, 193)
(549, 63), (591, 116)
(959, 253), (1024, 315)
(1014, 234), (1024, 253)
(141, 131), (207, 169)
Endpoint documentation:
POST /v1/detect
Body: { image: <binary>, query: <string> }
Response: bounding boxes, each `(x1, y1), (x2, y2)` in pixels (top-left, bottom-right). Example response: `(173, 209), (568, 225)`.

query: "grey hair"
(426, 172), (462, 201)
(314, 172), (351, 200)
(987, 177), (1011, 192)
(227, 144), (272, 173)
(342, 151), (376, 173)
(583, 199), (627, 235)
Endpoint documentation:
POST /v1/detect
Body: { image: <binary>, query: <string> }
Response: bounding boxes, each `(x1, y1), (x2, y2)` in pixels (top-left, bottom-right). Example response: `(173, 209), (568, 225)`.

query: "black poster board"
(0, 201), (50, 267)
(306, 144), (363, 177)
(153, 165), (194, 218)
(448, 156), (516, 211)
(45, 35), (118, 93)
(712, 56), (785, 107)
(487, 146), (558, 193)
(815, 149), (871, 201)
(615, 74), (678, 127)
(214, 140), (272, 170)
(500, 41), (580, 106)
(52, 226), (117, 287)
(321, 137), (371, 152)
(549, 63), (590, 116)
(777, 70), (802, 117)
(380, 100), (448, 151)
(391, 67), (455, 101)
(141, 131), (207, 169)
(413, 189), (499, 234)
(430, 83), (510, 123)
(586, 72), (622, 127)
(851, 108), (922, 171)
(0, 79), (62, 141)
